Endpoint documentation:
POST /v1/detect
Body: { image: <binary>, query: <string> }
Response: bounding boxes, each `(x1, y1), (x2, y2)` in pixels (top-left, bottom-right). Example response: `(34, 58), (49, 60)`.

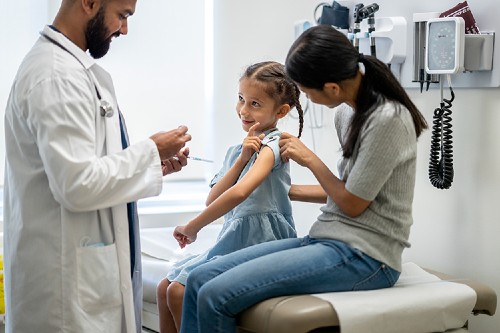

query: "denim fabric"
(166, 128), (296, 285)
(180, 236), (400, 333)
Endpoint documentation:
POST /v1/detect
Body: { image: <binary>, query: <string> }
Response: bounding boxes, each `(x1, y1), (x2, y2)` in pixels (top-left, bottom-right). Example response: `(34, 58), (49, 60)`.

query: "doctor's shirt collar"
(41, 25), (96, 70)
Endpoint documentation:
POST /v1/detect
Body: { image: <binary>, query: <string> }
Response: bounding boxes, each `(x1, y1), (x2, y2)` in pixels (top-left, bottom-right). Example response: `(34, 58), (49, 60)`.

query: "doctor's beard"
(85, 5), (120, 59)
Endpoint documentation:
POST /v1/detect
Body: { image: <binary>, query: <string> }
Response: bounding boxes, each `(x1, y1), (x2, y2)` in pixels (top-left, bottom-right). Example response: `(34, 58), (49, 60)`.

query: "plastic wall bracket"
(464, 32), (495, 71)
(357, 16), (407, 65)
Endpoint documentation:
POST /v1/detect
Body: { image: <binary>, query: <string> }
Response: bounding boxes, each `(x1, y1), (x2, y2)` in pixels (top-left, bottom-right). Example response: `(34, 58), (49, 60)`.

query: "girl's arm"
(174, 146), (275, 247)
(280, 133), (370, 217)
(205, 123), (264, 206)
(205, 156), (249, 206)
(289, 184), (327, 204)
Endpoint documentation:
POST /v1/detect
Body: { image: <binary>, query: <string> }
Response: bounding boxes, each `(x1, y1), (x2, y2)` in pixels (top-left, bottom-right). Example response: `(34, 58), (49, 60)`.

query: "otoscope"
(352, 3), (365, 51)
(358, 3), (380, 57)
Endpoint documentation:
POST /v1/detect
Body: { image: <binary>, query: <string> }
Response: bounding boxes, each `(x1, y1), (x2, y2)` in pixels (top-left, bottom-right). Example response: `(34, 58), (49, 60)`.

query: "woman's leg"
(167, 282), (185, 332)
(181, 237), (400, 333)
(157, 278), (178, 333)
(180, 237), (304, 333)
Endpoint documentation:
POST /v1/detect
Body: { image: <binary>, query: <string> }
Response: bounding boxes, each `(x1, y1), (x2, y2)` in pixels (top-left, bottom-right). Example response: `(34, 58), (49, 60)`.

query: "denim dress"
(166, 129), (297, 285)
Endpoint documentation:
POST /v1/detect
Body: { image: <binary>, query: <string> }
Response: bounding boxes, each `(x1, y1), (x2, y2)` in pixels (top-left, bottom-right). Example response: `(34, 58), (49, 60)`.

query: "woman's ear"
(323, 82), (340, 97)
(276, 104), (291, 119)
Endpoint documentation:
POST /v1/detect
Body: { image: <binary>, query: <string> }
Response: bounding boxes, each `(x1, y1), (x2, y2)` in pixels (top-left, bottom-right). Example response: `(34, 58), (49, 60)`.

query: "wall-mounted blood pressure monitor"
(425, 17), (465, 74)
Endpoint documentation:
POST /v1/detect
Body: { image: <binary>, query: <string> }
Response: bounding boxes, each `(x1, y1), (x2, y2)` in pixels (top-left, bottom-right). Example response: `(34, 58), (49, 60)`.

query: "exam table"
(236, 268), (496, 333)
(140, 225), (497, 333)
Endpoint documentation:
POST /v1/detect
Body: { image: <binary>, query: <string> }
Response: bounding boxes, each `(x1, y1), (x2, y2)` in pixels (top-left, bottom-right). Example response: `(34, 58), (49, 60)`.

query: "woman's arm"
(280, 132), (370, 217)
(174, 146), (275, 247)
(289, 184), (327, 204)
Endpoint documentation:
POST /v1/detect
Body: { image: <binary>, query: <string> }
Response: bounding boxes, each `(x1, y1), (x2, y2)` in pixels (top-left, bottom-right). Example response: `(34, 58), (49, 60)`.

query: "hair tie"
(358, 53), (366, 75)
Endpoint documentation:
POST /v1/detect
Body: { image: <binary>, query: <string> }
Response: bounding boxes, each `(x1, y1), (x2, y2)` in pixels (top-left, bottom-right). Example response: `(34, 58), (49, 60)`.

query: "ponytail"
(286, 25), (428, 157)
(343, 55), (428, 157)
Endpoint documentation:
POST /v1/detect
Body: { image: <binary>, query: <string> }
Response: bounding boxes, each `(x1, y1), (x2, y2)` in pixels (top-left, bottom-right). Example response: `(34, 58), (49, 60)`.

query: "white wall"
(212, 1), (499, 332)
(1, 0), (210, 183)
(96, 0), (210, 181)
(406, 88), (500, 332)
(0, 1), (50, 185)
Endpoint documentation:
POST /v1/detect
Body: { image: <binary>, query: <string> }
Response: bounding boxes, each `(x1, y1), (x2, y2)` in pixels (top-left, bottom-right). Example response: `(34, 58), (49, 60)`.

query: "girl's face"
(236, 78), (286, 133)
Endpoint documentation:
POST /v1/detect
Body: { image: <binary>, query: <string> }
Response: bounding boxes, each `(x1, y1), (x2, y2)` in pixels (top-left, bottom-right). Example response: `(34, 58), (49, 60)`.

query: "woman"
(179, 25), (428, 333)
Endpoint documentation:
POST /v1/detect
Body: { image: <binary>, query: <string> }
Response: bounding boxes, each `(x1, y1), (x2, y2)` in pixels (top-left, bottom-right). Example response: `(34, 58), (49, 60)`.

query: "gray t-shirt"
(309, 101), (417, 271)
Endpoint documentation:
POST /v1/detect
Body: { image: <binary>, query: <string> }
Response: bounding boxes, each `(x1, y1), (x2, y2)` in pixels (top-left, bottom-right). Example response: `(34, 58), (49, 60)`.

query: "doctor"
(3, 0), (191, 332)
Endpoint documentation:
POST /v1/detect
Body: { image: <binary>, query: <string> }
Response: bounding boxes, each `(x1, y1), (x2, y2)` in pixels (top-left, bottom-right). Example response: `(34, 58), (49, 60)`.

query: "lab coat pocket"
(76, 243), (122, 312)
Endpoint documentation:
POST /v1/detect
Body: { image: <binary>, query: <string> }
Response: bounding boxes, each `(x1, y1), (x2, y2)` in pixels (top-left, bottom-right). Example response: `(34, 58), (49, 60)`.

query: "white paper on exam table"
(312, 262), (477, 333)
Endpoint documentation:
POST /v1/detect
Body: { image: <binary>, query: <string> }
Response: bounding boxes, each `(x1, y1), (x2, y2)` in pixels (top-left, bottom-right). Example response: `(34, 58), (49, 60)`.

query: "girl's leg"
(180, 237), (306, 333)
(157, 278), (178, 333)
(183, 238), (400, 333)
(167, 282), (185, 332)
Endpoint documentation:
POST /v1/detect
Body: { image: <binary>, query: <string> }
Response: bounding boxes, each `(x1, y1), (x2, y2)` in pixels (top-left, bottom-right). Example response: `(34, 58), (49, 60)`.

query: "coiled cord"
(428, 77), (454, 189)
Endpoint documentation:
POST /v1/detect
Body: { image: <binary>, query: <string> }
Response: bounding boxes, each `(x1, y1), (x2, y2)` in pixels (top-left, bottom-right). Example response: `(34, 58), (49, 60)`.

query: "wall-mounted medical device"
(362, 16), (406, 68)
(301, 1), (498, 89)
(424, 17), (495, 75)
(462, 32), (495, 71)
(412, 11), (495, 90)
(425, 17), (465, 74)
(351, 3), (380, 55)
(423, 17), (465, 190)
(297, 1), (408, 79)
(412, 12), (440, 92)
(421, 14), (495, 189)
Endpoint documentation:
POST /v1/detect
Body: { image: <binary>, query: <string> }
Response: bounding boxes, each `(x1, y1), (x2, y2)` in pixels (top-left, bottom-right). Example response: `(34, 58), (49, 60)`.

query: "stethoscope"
(41, 30), (114, 118)
(97, 91), (114, 118)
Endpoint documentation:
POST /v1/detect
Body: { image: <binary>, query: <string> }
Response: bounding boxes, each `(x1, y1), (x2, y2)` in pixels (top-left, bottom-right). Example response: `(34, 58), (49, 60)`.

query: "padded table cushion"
(237, 295), (340, 333)
(236, 269), (497, 333)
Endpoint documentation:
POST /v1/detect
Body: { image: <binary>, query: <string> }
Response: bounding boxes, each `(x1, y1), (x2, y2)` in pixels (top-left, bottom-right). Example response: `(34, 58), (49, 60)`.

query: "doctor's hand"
(173, 224), (198, 248)
(150, 125), (191, 161)
(279, 132), (315, 167)
(161, 147), (189, 176)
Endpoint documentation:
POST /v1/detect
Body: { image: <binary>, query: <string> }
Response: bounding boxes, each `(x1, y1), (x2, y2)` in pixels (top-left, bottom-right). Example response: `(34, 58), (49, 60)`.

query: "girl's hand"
(240, 122), (265, 163)
(173, 225), (198, 248)
(279, 132), (314, 167)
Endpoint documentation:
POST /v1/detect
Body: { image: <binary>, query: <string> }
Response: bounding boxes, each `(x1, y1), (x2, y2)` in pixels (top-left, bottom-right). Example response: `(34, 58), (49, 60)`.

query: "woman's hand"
(240, 122), (265, 163)
(281, 133), (371, 217)
(173, 224), (198, 248)
(279, 132), (315, 167)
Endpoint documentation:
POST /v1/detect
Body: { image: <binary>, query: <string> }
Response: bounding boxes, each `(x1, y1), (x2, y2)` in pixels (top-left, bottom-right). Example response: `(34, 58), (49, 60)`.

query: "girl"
(179, 25), (429, 333)
(156, 61), (305, 333)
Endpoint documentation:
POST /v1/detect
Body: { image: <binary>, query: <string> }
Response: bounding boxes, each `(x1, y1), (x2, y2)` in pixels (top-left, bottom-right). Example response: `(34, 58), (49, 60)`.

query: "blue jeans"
(180, 236), (400, 333)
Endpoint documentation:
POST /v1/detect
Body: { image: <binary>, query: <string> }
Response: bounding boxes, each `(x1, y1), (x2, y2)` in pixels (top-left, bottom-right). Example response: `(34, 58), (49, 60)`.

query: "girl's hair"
(285, 25), (428, 157)
(241, 61), (304, 138)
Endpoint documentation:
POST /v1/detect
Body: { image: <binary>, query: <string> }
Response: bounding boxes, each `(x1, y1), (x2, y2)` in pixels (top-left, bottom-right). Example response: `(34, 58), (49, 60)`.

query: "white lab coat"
(3, 26), (163, 332)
